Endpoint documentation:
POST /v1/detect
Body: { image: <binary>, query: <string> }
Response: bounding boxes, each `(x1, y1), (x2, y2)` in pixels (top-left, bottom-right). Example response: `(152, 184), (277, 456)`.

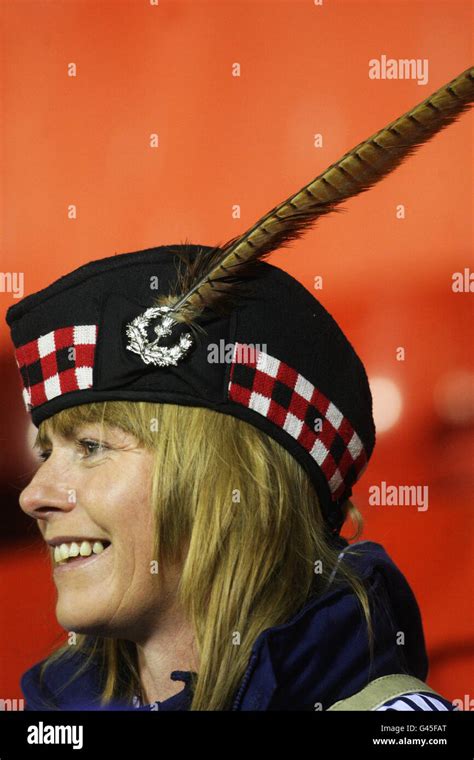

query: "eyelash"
(37, 439), (109, 462)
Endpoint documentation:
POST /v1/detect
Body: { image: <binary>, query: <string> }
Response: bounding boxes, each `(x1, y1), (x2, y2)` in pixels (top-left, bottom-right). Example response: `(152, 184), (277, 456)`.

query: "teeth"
(80, 541), (92, 557)
(69, 542), (80, 557)
(53, 540), (109, 564)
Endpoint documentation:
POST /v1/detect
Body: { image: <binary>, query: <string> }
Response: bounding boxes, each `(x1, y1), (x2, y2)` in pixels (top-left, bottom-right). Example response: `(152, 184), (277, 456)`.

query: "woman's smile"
(53, 541), (113, 575)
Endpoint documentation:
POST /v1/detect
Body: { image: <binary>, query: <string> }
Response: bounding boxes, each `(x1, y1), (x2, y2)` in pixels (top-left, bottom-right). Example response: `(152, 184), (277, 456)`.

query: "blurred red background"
(1, 0), (473, 706)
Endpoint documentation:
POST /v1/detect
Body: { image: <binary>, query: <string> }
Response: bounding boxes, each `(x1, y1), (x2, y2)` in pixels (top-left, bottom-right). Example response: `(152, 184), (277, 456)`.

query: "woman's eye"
(77, 439), (108, 459)
(36, 439), (108, 462)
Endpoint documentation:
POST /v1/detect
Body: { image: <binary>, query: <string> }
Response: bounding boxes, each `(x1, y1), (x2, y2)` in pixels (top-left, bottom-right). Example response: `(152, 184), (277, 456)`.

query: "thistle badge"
(125, 305), (193, 367)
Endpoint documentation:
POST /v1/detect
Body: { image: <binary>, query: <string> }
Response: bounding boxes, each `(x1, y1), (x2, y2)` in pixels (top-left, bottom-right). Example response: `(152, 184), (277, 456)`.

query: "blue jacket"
(20, 540), (456, 711)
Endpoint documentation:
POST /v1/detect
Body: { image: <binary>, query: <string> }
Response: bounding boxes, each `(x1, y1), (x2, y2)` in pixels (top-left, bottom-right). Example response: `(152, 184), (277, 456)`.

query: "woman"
(7, 68), (472, 710)
(7, 246), (457, 712)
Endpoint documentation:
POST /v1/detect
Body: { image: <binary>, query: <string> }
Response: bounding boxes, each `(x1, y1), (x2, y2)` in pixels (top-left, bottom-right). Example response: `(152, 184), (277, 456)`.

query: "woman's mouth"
(52, 539), (112, 574)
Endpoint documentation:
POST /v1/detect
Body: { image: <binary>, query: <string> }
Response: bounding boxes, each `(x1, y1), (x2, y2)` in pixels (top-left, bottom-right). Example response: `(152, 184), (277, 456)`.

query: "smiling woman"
(14, 397), (457, 713)
(17, 399), (371, 711)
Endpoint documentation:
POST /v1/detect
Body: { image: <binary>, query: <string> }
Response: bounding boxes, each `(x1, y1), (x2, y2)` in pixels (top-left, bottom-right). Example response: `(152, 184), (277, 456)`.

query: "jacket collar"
(231, 540), (428, 710)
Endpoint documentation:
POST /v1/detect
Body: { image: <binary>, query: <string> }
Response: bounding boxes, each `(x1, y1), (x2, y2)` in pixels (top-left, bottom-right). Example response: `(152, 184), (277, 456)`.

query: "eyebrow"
(32, 420), (118, 450)
(32, 424), (101, 450)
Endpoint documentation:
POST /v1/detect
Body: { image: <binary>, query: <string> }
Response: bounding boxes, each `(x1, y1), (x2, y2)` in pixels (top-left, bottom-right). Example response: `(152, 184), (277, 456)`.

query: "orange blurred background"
(1, 0), (473, 706)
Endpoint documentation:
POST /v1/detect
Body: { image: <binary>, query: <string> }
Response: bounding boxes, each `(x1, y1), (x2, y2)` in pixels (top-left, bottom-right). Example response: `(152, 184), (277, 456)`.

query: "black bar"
(0, 710), (473, 758)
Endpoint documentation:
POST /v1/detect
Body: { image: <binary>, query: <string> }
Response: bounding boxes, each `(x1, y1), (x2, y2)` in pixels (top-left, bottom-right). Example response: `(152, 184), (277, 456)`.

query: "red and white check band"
(228, 343), (368, 502)
(14, 325), (97, 412)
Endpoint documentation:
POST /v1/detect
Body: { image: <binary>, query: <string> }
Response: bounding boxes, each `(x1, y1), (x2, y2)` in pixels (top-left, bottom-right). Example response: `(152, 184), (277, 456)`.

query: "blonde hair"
(34, 400), (374, 710)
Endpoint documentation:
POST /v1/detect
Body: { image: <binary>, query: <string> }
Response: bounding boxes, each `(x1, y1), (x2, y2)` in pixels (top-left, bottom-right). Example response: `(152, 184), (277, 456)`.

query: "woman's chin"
(55, 599), (115, 636)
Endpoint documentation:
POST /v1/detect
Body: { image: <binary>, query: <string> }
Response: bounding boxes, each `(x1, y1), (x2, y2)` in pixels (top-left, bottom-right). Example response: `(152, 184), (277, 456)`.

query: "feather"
(155, 66), (474, 326)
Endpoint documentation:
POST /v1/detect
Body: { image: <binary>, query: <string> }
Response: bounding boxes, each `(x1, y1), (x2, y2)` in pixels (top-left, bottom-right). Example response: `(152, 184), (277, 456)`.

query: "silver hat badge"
(125, 305), (193, 367)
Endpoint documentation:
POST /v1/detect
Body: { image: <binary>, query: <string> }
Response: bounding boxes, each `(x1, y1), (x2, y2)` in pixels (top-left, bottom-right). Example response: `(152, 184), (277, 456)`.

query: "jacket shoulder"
(21, 650), (104, 710)
(21, 659), (55, 711)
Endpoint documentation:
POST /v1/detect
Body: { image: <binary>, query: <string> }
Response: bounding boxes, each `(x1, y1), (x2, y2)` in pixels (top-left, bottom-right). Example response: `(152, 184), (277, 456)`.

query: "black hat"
(6, 67), (473, 535)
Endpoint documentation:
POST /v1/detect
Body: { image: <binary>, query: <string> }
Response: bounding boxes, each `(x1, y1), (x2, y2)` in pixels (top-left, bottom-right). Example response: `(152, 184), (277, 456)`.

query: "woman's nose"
(19, 460), (77, 523)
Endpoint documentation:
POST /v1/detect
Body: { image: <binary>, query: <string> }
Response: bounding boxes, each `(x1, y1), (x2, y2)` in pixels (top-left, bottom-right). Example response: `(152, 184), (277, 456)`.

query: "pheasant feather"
(155, 66), (474, 326)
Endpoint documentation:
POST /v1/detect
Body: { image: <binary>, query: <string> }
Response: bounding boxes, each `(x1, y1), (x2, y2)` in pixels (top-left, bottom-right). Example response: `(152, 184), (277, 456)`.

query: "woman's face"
(19, 421), (167, 640)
